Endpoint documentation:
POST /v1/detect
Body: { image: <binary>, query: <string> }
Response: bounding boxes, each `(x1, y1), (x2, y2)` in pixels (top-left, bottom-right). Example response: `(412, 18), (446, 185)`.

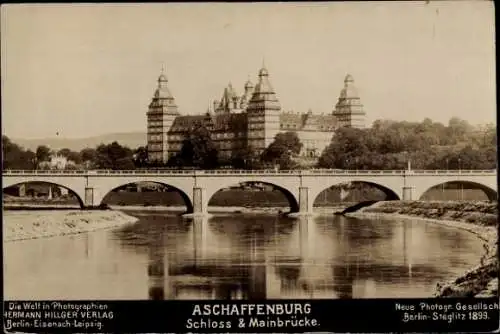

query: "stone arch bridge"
(3, 169), (497, 216)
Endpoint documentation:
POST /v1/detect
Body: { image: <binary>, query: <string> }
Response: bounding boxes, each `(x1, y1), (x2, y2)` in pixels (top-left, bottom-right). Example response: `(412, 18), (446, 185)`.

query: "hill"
(12, 132), (146, 151)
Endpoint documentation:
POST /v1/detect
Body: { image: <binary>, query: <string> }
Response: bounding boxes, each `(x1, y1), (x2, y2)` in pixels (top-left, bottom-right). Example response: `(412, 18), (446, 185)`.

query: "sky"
(1, 2), (496, 139)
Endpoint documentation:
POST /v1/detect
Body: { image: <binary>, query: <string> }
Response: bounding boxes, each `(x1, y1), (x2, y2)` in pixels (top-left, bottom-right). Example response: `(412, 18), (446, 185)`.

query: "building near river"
(146, 66), (366, 164)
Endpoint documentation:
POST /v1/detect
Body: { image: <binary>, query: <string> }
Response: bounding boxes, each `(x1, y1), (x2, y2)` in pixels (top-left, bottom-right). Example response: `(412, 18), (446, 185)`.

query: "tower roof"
(253, 67), (275, 95)
(158, 73), (168, 82)
(339, 73), (359, 99)
(244, 78), (254, 89)
(227, 82), (238, 99)
(344, 74), (354, 84)
(247, 66), (281, 111)
(154, 83), (174, 99)
(148, 69), (178, 115)
(154, 68), (174, 100)
(258, 67), (269, 77)
(158, 63), (168, 82)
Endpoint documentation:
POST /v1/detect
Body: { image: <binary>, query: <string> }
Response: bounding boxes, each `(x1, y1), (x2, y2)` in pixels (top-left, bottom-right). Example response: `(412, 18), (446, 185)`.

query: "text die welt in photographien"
(4, 302), (113, 332)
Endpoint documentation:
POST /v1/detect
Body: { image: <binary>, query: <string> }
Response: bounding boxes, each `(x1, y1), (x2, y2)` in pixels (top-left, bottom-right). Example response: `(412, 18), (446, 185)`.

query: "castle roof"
(279, 112), (337, 131)
(169, 115), (205, 132)
(168, 113), (247, 133)
(210, 112), (247, 132)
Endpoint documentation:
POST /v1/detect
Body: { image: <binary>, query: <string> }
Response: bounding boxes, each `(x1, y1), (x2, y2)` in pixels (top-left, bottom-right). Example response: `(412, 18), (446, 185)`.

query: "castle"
(146, 66), (366, 164)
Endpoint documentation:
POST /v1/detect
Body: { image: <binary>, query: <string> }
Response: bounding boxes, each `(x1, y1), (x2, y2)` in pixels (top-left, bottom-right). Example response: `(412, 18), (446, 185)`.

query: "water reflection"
(3, 212), (486, 300)
(147, 230), (167, 300)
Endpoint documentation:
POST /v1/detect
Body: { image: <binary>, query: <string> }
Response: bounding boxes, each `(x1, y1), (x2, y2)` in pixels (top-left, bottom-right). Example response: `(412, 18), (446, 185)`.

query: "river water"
(4, 211), (484, 300)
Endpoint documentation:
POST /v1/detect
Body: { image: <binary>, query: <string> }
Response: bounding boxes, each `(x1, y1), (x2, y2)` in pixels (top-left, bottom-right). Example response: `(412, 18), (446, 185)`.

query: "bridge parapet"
(2, 169), (497, 176)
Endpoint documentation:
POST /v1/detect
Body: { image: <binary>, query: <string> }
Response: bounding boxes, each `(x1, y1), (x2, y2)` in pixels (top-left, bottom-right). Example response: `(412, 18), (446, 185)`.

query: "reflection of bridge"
(3, 169), (497, 215)
(146, 216), (435, 300)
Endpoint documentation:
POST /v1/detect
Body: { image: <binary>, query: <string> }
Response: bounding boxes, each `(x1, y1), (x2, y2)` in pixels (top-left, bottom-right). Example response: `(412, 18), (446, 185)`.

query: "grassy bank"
(3, 210), (139, 242)
(355, 201), (498, 297)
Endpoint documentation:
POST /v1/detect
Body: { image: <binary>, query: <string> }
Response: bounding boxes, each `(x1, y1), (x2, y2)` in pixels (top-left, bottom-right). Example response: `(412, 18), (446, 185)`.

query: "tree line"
(2, 117), (496, 171)
(318, 117), (496, 170)
(2, 136), (145, 170)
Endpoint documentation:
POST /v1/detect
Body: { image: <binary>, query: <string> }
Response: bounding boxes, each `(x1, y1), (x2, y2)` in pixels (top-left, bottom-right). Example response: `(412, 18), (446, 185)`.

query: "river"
(3, 210), (484, 300)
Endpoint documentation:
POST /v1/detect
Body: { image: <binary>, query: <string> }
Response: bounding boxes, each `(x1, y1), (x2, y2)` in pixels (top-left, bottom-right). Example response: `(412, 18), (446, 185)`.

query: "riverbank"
(3, 210), (139, 242)
(347, 201), (498, 297)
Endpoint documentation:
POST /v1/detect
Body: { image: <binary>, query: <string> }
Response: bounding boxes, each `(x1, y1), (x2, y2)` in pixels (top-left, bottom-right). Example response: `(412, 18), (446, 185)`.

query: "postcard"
(2, 2), (498, 333)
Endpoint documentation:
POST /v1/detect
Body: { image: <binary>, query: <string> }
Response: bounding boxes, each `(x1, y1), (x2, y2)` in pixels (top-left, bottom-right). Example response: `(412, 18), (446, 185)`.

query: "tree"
(94, 142), (135, 170)
(2, 136), (36, 170)
(35, 145), (51, 166)
(57, 148), (81, 165)
(134, 146), (149, 167)
(318, 127), (369, 169)
(67, 151), (82, 165)
(261, 132), (303, 169)
(57, 148), (72, 157)
(230, 147), (262, 169)
(80, 148), (97, 162)
(176, 125), (219, 169)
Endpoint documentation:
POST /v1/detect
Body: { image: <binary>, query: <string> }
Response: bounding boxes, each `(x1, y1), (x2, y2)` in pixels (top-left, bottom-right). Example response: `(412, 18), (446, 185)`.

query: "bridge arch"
(97, 181), (194, 213)
(2, 181), (85, 208)
(205, 180), (300, 213)
(416, 180), (498, 201)
(311, 180), (401, 208)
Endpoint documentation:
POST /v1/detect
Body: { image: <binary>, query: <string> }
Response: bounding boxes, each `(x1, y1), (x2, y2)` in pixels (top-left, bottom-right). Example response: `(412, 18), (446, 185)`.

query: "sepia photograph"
(2, 1), (497, 312)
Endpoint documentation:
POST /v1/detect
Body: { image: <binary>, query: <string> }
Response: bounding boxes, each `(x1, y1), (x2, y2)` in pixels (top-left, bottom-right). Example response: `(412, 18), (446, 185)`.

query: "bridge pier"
(84, 187), (95, 208)
(402, 187), (413, 201)
(18, 184), (26, 197)
(192, 187), (208, 216)
(289, 186), (314, 217)
(83, 187), (103, 208)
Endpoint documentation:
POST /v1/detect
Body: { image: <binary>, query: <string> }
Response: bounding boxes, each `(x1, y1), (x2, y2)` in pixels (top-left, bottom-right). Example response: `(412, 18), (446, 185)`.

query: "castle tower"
(246, 66), (281, 154)
(216, 83), (240, 114)
(146, 69), (180, 163)
(332, 74), (366, 128)
(239, 78), (254, 110)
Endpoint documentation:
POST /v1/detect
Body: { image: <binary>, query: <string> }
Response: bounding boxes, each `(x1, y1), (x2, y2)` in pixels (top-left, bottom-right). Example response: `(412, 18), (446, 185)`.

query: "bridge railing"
(2, 169), (497, 176)
(411, 169), (496, 175)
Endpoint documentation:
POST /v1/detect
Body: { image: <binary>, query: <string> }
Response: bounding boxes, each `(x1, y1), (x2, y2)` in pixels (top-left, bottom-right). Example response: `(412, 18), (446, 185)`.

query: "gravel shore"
(3, 210), (139, 242)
